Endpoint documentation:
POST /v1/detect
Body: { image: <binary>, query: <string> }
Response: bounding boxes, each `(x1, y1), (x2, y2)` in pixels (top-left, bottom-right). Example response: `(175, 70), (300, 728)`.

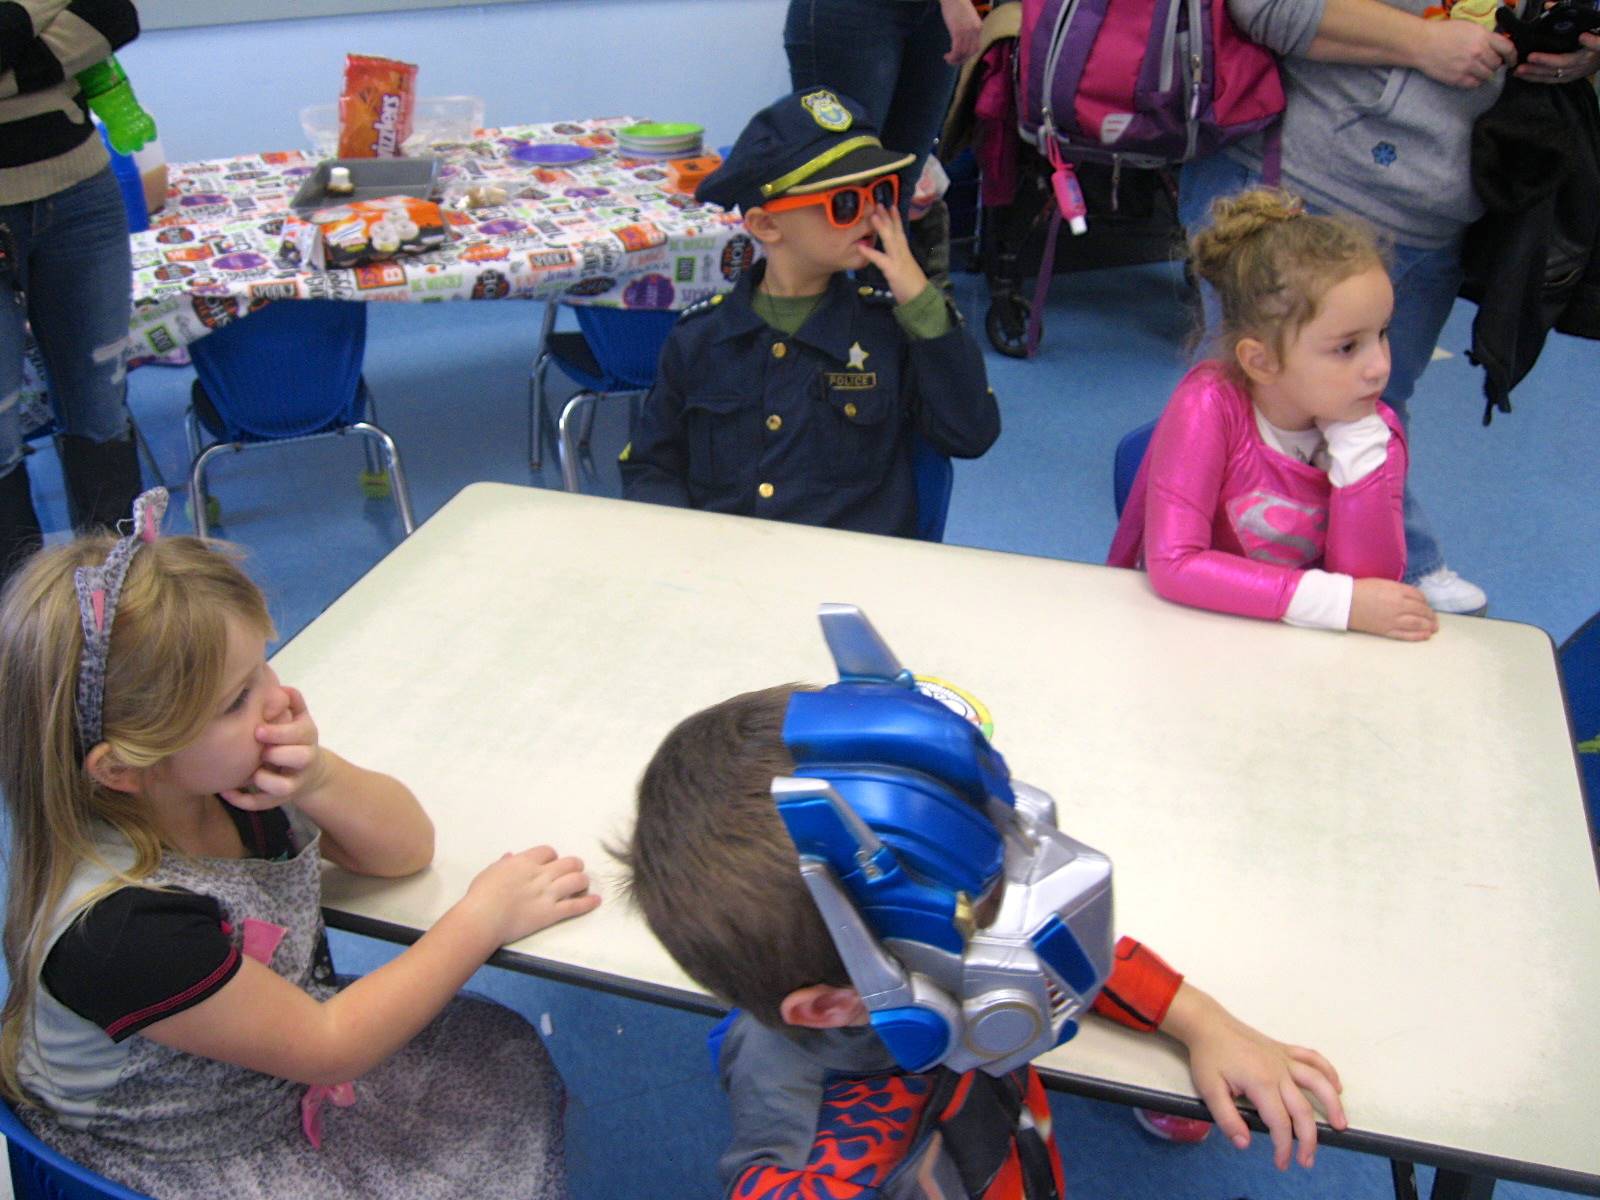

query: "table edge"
(324, 906), (1600, 1196)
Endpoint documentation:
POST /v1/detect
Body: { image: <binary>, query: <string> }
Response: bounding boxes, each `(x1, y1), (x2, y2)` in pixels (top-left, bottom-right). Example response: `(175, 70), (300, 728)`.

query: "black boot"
(59, 432), (143, 533)
(0, 460), (44, 590)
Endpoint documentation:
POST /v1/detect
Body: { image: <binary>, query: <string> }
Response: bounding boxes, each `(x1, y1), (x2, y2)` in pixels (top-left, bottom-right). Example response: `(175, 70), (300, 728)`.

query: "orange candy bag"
(337, 55), (417, 158)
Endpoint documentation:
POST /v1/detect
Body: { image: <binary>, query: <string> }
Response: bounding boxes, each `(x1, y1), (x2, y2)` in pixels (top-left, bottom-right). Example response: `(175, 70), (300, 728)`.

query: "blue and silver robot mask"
(775, 604), (1114, 1077)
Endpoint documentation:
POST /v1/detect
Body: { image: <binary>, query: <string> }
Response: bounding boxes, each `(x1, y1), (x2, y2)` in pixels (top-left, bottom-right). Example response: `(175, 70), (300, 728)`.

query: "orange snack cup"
(666, 154), (722, 197)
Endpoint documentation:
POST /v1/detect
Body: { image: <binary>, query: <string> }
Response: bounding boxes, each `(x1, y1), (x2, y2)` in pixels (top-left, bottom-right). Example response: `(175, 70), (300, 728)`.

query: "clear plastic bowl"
(299, 95), (486, 158)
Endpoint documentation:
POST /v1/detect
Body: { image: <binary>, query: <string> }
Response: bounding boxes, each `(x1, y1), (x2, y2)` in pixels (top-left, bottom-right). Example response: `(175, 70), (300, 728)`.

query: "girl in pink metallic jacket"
(1109, 189), (1439, 641)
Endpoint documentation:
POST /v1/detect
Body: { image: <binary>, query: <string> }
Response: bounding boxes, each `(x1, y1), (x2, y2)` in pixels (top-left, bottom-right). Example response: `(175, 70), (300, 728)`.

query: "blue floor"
(13, 263), (1599, 1198)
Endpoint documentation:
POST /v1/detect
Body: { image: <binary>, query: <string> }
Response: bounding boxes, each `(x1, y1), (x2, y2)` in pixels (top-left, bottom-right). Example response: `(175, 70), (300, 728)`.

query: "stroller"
(942, 0), (1281, 359)
(944, 3), (1183, 358)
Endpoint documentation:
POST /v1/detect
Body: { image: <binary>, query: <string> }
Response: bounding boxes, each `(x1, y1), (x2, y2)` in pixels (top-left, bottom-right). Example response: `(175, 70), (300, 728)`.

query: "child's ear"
(1235, 335), (1279, 385)
(780, 984), (869, 1029)
(84, 743), (143, 795)
(743, 207), (781, 246)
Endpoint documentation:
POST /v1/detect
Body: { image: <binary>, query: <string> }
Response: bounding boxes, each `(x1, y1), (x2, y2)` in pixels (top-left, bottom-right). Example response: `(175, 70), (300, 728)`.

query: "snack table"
(124, 117), (755, 359)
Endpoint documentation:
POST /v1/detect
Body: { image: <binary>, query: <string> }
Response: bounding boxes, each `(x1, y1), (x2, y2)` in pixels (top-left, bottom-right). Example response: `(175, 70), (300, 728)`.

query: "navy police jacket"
(621, 262), (999, 537)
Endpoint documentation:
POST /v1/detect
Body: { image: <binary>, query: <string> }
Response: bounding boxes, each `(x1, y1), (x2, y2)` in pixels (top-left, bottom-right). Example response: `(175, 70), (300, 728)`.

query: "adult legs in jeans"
(0, 204), (45, 581)
(785, 0), (959, 186)
(0, 165), (141, 584)
(1177, 155), (1475, 598)
(1379, 240), (1463, 583)
(1176, 153), (1255, 346)
(784, 0), (960, 273)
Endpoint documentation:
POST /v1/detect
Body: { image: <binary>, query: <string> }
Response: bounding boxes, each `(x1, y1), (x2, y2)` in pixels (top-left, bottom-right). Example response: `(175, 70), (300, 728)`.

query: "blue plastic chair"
(185, 300), (414, 539)
(0, 1098), (152, 1200)
(1113, 420), (1157, 517)
(1559, 609), (1600, 844)
(912, 434), (953, 543)
(537, 304), (678, 489)
(96, 125), (148, 235)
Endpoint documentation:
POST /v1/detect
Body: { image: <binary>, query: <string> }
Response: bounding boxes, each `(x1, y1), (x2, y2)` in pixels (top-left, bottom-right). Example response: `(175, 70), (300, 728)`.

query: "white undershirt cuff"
(1284, 569), (1354, 631)
(1321, 413), (1391, 487)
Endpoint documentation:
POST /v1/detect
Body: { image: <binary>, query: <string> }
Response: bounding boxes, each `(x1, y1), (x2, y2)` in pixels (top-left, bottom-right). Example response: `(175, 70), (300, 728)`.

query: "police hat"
(695, 89), (916, 213)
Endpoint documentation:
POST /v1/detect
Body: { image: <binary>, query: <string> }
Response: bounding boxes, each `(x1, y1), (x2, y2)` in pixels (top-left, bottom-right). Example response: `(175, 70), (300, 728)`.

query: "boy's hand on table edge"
(1164, 985), (1348, 1170)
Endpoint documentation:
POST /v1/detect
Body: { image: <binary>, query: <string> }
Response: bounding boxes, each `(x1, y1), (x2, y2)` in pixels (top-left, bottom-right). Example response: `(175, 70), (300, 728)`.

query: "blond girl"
(0, 490), (598, 1198)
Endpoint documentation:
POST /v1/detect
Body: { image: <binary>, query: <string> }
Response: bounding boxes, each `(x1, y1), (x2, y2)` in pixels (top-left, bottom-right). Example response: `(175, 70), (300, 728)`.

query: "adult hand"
(1414, 19), (1515, 87)
(1516, 31), (1600, 83)
(1349, 579), (1439, 641)
(940, 0), (982, 66)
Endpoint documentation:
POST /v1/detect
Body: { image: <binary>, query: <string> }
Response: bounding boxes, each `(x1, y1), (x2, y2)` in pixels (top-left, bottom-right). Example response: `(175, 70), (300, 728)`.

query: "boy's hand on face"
(858, 205), (929, 307)
(223, 685), (330, 810)
(1161, 984), (1347, 1170)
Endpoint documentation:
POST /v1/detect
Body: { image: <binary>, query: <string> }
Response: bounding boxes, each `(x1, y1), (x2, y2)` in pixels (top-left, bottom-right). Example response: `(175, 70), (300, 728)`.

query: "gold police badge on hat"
(801, 90), (853, 133)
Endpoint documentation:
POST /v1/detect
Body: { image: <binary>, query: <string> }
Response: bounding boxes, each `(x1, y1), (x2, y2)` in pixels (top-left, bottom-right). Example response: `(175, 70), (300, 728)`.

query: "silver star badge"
(847, 342), (870, 371)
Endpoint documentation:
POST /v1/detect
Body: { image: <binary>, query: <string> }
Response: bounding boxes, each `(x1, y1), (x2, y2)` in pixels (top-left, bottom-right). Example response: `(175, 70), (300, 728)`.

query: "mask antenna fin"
(818, 603), (912, 687)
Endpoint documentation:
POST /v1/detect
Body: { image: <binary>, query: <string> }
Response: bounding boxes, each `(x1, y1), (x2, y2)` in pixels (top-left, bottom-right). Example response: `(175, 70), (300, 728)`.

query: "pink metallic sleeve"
(1321, 407), (1408, 582)
(1141, 380), (1303, 622)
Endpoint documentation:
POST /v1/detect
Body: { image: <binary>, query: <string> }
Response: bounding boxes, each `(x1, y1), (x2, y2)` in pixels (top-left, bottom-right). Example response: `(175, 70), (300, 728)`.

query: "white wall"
(120, 0), (791, 162)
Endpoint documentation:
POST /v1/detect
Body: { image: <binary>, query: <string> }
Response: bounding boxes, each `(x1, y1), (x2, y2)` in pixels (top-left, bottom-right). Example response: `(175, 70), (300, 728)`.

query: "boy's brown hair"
(613, 684), (850, 1027)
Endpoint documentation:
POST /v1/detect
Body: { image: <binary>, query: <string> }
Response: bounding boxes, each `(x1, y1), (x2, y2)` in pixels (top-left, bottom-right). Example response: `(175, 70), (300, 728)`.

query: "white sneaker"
(1415, 567), (1488, 616)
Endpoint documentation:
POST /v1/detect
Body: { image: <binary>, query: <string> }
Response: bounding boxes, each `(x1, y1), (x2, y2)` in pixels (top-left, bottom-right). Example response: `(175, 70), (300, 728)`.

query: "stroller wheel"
(986, 295), (1033, 358)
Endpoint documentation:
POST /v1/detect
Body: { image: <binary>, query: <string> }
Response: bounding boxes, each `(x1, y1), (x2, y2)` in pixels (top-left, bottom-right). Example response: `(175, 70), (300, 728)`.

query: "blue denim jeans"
(1178, 153), (1458, 581)
(0, 165), (134, 479)
(784, 0), (959, 202)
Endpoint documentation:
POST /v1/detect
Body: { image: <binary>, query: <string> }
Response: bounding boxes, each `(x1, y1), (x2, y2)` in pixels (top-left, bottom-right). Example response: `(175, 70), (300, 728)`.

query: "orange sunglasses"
(764, 173), (900, 228)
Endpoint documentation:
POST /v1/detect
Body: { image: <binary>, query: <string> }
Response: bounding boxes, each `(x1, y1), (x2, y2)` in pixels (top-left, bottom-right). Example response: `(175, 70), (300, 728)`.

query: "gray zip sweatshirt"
(1225, 0), (1507, 248)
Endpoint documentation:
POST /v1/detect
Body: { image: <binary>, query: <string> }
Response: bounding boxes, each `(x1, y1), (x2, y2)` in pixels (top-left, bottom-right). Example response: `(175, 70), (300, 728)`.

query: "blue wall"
(121, 0), (790, 162)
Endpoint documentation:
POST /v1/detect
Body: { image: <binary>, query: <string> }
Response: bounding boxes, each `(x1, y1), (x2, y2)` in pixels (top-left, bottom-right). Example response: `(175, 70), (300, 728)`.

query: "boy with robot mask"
(615, 605), (1346, 1198)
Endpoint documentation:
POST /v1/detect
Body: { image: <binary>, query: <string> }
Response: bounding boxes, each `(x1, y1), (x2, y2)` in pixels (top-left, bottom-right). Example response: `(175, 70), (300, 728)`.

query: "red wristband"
(1091, 937), (1184, 1032)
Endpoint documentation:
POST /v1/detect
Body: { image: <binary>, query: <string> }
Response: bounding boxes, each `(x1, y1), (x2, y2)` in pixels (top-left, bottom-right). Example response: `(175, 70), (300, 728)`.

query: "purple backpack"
(1018, 0), (1284, 171)
(1010, 0), (1284, 355)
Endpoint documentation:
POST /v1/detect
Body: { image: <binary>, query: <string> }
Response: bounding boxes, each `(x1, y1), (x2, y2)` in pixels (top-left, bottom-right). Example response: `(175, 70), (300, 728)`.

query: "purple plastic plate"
(509, 142), (596, 166)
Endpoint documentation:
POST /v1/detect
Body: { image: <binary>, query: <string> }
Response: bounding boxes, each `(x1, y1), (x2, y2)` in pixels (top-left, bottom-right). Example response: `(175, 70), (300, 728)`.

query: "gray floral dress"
(17, 812), (568, 1200)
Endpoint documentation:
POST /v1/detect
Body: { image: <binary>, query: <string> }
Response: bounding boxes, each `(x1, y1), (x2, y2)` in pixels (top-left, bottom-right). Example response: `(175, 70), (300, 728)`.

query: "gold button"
(771, 342), (787, 359)
(858, 285), (874, 296)
(710, 294), (724, 305)
(758, 482), (775, 499)
(766, 414), (782, 432)
(844, 402), (858, 418)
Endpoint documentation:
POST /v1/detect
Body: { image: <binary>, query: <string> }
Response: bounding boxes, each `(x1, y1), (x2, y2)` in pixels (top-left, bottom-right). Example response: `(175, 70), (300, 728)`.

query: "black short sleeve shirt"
(40, 804), (296, 1042)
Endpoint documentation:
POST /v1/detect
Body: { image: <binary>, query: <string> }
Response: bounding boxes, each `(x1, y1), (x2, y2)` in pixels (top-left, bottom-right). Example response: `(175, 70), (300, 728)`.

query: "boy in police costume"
(620, 90), (999, 537)
(614, 606), (1349, 1200)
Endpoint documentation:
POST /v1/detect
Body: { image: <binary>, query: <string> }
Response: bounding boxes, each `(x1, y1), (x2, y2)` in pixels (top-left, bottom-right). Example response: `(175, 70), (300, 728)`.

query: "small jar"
(326, 166), (354, 195)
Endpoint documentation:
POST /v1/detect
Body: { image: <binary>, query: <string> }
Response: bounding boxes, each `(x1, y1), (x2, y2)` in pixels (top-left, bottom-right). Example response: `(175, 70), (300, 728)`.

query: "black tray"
(290, 157), (441, 214)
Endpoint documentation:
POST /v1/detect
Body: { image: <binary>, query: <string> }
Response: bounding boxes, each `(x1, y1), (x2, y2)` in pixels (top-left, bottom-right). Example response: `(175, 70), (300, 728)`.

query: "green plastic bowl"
(619, 122), (704, 141)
